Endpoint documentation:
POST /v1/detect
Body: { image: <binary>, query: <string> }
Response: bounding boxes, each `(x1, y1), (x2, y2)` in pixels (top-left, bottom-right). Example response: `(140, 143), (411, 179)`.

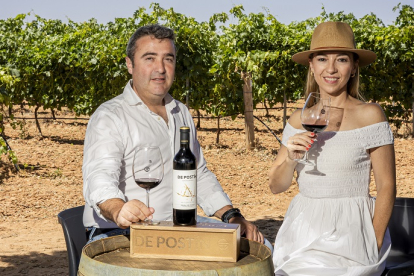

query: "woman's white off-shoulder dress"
(273, 121), (393, 276)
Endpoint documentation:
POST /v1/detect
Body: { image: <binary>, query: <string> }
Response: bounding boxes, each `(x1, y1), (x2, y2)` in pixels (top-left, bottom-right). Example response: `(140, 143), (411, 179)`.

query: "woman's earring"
(311, 71), (314, 77)
(351, 73), (356, 78)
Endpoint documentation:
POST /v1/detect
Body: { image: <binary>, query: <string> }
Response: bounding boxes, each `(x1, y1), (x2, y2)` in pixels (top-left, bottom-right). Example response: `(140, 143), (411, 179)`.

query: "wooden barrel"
(78, 235), (274, 275)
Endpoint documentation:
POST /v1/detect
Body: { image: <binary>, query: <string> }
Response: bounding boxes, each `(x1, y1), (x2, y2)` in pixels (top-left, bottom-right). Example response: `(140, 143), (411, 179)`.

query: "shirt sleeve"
(281, 122), (306, 147)
(82, 108), (126, 220)
(360, 121), (394, 150)
(183, 108), (232, 217)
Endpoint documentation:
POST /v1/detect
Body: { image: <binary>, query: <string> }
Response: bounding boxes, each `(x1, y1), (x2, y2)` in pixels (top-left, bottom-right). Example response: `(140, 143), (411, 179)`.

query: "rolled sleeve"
(199, 191), (232, 216)
(82, 108), (126, 220)
(197, 172), (232, 216)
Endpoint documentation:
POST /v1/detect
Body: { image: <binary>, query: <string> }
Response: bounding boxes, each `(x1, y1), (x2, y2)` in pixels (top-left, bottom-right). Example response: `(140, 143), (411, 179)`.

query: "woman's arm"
(362, 103), (397, 251)
(370, 144), (396, 251)
(269, 145), (299, 194)
(269, 110), (315, 194)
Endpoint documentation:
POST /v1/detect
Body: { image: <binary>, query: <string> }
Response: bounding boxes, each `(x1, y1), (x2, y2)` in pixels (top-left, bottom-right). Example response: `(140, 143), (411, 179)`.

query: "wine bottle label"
(173, 169), (197, 210)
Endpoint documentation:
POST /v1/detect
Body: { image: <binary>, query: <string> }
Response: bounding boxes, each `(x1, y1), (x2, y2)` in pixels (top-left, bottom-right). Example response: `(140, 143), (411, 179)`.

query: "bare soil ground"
(1, 104), (413, 275)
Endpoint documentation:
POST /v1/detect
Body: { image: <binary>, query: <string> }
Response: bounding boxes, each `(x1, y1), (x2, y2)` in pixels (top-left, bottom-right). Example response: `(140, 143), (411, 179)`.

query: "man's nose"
(155, 59), (166, 73)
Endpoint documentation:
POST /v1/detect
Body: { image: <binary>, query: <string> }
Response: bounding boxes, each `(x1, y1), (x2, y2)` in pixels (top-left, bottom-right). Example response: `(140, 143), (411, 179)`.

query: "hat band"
(311, 46), (356, 51)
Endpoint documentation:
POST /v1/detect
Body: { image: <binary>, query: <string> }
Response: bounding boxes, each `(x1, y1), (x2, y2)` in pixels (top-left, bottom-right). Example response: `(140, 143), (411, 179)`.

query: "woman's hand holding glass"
(286, 132), (316, 161)
(284, 92), (330, 165)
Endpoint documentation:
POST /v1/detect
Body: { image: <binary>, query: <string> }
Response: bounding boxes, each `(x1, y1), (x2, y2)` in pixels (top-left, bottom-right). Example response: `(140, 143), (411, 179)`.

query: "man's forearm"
(213, 205), (233, 220)
(98, 198), (125, 223)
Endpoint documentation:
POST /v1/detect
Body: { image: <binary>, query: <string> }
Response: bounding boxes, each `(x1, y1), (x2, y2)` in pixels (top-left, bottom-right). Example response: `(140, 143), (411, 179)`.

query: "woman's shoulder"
(287, 109), (302, 129)
(353, 102), (394, 148)
(351, 100), (387, 127)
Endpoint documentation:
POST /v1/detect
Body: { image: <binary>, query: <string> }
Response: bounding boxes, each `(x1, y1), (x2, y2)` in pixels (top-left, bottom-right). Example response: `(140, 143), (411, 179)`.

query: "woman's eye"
(317, 57), (326, 62)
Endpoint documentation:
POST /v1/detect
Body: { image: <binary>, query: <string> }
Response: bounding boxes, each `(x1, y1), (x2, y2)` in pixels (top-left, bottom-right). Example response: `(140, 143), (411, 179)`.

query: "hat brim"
(292, 48), (377, 67)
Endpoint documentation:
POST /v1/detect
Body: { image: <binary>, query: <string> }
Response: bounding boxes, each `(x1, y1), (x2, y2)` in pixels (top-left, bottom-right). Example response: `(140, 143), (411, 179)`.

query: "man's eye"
(317, 58), (326, 62)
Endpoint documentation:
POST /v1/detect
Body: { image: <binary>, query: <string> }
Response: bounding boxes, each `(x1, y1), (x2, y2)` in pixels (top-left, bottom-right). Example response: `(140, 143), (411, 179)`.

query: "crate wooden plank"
(130, 221), (240, 262)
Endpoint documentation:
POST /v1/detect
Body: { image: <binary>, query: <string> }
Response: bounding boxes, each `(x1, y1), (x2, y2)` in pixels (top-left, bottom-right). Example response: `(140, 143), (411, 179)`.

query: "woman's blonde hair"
(304, 53), (365, 101)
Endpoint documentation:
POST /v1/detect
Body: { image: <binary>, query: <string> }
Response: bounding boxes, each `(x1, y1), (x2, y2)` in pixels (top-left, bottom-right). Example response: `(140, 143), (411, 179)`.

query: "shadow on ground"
(252, 217), (283, 245)
(0, 251), (68, 276)
(49, 136), (84, 145)
(0, 161), (13, 184)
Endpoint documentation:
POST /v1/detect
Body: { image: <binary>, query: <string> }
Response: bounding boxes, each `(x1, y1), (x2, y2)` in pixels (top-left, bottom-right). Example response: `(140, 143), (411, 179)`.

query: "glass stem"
(304, 138), (317, 163)
(146, 188), (150, 208)
(303, 150), (309, 162)
(144, 188), (151, 223)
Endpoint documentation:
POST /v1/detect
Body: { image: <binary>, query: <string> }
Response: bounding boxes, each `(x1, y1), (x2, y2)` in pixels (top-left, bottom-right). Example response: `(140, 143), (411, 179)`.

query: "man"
(82, 24), (270, 249)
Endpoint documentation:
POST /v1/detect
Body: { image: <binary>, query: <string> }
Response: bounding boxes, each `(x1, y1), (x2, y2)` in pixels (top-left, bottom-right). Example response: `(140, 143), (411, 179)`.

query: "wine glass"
(295, 92), (330, 165)
(132, 146), (164, 225)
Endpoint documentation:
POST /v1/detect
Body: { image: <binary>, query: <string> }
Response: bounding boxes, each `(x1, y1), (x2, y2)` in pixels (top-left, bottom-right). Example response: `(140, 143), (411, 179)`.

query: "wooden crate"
(130, 221), (240, 262)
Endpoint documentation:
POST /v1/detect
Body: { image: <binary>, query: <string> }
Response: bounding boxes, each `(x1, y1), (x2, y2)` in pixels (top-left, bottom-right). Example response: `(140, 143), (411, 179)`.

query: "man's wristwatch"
(221, 208), (244, 223)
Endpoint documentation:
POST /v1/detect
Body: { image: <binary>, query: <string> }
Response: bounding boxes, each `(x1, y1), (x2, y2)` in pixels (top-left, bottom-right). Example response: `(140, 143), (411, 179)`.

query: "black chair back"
(57, 205), (87, 276)
(383, 197), (414, 276)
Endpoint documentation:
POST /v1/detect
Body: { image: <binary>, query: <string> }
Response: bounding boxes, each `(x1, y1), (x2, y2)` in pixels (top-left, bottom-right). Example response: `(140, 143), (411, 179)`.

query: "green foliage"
(0, 66), (19, 163)
(151, 4), (224, 113)
(0, 4), (412, 128)
(0, 137), (18, 165)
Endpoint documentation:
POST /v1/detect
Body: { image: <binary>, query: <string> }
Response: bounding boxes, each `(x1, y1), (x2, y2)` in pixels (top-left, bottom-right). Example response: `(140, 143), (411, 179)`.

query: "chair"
(382, 197), (414, 276)
(57, 205), (87, 276)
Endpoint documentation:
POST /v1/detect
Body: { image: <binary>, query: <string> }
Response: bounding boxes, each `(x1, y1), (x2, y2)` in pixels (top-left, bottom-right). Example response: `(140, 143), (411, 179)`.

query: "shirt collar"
(123, 80), (178, 110)
(123, 80), (142, 106)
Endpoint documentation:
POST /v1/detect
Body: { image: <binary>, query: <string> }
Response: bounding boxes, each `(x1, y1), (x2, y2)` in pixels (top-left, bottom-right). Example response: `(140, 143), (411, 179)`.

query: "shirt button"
(158, 117), (160, 120)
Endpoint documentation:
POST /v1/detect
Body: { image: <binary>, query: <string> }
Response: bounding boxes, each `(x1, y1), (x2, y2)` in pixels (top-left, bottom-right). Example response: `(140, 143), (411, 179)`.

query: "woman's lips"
(324, 77), (339, 84)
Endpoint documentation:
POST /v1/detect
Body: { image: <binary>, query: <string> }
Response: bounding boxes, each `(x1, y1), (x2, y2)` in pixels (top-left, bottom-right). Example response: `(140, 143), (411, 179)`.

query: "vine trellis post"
(242, 72), (255, 150)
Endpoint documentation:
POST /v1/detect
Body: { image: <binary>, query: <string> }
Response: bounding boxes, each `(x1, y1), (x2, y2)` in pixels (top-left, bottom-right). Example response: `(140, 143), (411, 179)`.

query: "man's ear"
(126, 57), (133, 74)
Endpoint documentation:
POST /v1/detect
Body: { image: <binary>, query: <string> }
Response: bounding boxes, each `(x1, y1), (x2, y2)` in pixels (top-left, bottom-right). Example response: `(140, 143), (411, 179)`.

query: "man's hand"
(98, 198), (154, 228)
(229, 216), (264, 244)
(214, 205), (264, 244)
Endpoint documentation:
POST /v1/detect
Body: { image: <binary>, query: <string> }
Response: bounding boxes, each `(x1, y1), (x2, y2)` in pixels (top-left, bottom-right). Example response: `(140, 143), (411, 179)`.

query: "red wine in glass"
(295, 92), (330, 165)
(133, 146), (164, 225)
(135, 178), (161, 190)
(302, 124), (328, 133)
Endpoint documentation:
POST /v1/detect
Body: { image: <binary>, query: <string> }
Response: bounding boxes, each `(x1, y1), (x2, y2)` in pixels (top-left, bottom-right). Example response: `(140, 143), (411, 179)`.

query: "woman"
(269, 21), (396, 275)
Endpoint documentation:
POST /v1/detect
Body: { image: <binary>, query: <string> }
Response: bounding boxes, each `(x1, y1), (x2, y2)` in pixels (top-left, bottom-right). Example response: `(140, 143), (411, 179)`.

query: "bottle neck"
(180, 142), (190, 149)
(180, 131), (190, 149)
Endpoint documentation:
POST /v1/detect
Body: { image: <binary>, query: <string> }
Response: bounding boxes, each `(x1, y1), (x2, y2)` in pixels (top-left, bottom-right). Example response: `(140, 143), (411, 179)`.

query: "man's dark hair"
(126, 24), (175, 66)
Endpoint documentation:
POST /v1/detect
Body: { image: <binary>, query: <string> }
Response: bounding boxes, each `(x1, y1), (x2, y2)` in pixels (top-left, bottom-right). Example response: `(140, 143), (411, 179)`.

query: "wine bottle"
(173, 126), (197, 225)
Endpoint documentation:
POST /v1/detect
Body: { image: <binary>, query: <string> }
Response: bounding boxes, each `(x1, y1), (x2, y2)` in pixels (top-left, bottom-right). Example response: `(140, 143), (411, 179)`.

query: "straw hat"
(292, 21), (376, 67)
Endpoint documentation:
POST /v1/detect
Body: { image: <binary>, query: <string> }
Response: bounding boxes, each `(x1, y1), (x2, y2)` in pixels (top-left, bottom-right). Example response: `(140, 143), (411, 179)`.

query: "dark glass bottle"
(173, 126), (197, 226)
